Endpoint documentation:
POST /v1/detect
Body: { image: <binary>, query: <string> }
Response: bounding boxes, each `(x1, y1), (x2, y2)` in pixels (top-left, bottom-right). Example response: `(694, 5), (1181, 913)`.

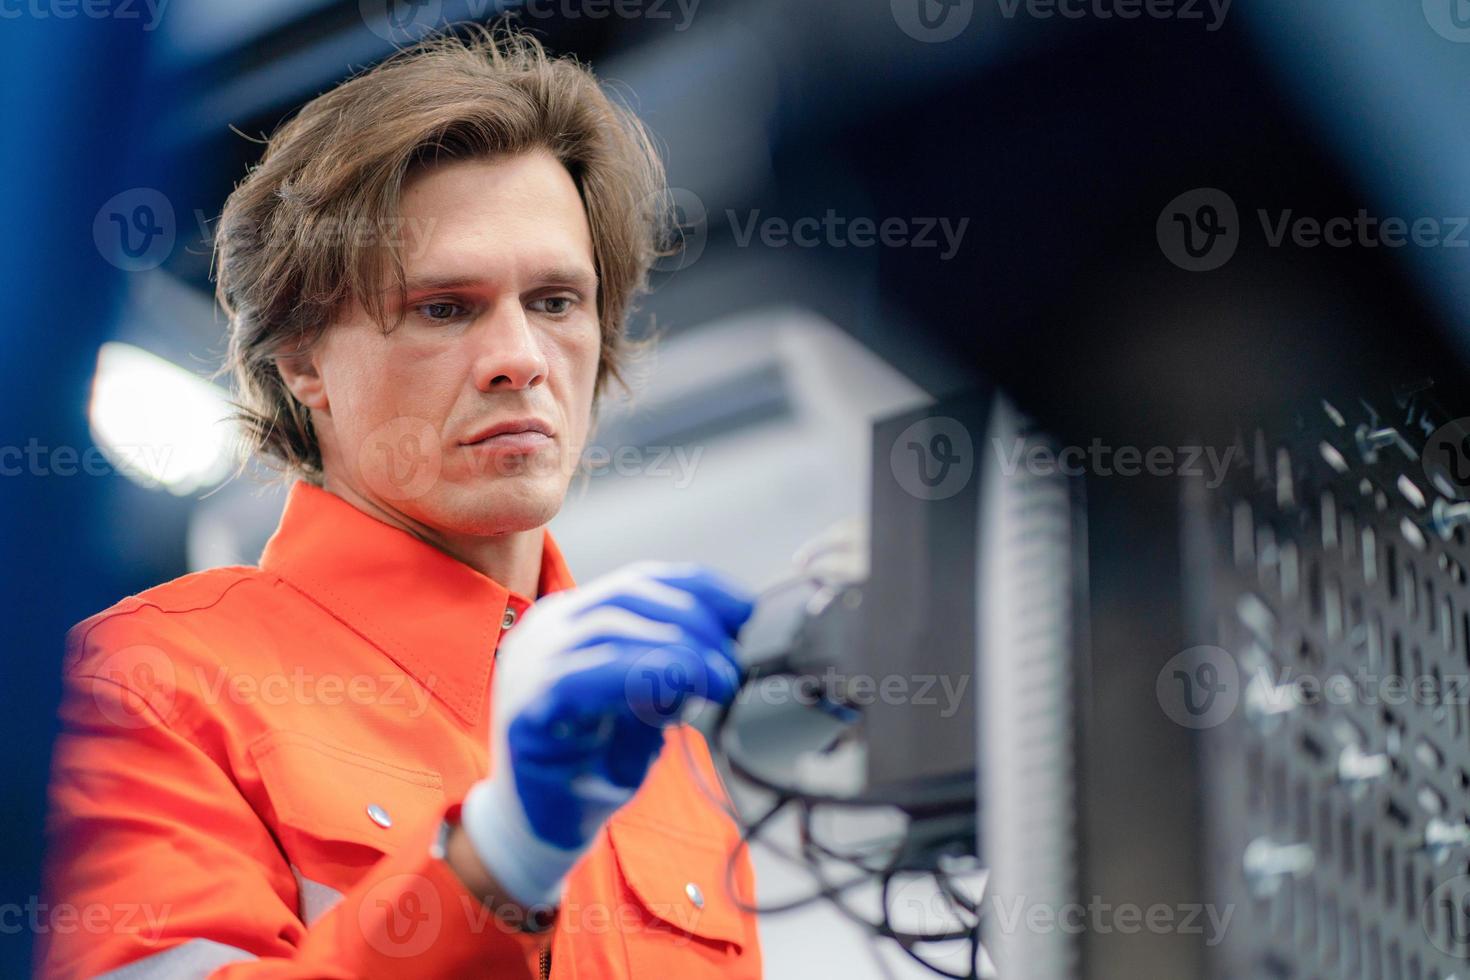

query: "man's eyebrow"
(400, 275), (481, 294)
(529, 265), (600, 290)
(400, 267), (599, 294)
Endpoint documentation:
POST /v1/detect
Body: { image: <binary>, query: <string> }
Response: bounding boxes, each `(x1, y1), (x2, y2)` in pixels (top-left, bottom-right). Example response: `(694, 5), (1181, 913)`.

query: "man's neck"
(320, 478), (544, 598)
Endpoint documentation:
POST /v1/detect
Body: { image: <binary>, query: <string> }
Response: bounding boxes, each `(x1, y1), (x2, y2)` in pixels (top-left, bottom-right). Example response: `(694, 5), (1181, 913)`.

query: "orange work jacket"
(37, 480), (763, 978)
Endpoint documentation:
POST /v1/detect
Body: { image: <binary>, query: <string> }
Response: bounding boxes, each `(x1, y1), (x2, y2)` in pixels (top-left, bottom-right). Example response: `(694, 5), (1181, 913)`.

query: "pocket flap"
(251, 730), (445, 853)
(606, 817), (749, 951)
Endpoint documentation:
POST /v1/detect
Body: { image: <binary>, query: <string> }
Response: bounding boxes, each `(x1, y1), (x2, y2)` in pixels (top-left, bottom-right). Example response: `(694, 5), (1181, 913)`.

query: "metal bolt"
(1243, 838), (1315, 897)
(1337, 745), (1390, 791)
(1423, 818), (1470, 854)
(1432, 498), (1470, 539)
(1356, 424), (1402, 462)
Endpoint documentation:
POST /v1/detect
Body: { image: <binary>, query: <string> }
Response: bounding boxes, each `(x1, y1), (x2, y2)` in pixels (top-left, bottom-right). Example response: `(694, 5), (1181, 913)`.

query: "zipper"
(538, 942), (551, 980)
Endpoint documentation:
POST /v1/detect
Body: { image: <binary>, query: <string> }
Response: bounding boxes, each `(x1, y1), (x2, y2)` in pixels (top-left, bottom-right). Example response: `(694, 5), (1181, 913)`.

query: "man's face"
(287, 149), (602, 538)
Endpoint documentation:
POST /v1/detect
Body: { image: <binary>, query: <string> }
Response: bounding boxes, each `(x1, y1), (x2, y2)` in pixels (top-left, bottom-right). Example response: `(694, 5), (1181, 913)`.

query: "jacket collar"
(259, 481), (576, 727)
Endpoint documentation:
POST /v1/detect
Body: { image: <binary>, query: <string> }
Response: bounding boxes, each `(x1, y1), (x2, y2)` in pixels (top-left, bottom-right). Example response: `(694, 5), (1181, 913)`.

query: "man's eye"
(531, 296), (575, 316)
(416, 301), (466, 322)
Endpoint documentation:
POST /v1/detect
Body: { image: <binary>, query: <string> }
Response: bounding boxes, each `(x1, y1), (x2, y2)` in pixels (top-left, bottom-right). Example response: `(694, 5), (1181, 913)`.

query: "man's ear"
(275, 348), (329, 412)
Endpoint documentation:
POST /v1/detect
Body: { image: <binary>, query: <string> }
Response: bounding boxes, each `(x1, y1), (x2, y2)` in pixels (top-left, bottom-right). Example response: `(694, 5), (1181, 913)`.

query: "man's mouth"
(460, 417), (556, 455)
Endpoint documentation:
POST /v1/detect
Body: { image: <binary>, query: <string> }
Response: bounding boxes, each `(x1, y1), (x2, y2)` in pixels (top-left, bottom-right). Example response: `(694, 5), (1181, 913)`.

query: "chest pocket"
(250, 730), (446, 886)
(603, 815), (758, 977)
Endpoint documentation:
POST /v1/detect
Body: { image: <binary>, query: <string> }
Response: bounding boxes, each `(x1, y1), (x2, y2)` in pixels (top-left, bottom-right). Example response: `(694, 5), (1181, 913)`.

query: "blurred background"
(7, 0), (1470, 976)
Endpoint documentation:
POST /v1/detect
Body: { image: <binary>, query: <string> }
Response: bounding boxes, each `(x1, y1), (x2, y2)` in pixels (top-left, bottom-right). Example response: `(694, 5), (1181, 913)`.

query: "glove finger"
(601, 714), (666, 789)
(619, 643), (740, 724)
(572, 589), (730, 656)
(559, 629), (743, 721)
(557, 563), (705, 614)
(507, 703), (614, 765)
(560, 605), (686, 649)
(647, 565), (756, 636)
(520, 640), (740, 738)
(555, 607), (740, 685)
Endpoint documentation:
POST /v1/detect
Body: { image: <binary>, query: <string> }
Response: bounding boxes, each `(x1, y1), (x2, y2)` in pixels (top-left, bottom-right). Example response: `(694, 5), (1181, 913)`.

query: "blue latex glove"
(461, 561), (754, 908)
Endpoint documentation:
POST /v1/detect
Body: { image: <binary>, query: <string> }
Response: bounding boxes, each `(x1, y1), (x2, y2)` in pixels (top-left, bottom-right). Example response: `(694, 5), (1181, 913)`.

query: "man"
(39, 24), (763, 979)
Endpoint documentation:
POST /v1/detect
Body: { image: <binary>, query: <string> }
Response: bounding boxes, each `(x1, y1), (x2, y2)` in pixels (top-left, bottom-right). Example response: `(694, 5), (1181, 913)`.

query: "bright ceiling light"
(88, 341), (238, 495)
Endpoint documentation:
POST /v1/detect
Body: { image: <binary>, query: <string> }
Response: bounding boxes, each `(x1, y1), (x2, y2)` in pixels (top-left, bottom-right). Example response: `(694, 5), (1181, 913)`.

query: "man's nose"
(470, 301), (549, 391)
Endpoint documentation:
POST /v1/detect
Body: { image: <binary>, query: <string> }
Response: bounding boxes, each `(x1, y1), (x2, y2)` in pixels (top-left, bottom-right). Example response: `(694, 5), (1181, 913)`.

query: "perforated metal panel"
(1193, 387), (1470, 980)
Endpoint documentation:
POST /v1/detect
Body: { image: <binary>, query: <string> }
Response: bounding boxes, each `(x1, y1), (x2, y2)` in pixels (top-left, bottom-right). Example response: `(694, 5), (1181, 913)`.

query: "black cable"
(679, 653), (985, 977)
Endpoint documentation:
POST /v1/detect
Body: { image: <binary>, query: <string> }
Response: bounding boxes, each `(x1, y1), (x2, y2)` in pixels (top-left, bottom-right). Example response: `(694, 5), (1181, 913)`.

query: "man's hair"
(213, 21), (669, 483)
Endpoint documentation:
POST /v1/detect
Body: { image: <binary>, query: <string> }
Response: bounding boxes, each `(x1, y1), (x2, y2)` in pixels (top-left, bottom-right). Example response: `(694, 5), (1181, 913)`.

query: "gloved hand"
(460, 561), (754, 908)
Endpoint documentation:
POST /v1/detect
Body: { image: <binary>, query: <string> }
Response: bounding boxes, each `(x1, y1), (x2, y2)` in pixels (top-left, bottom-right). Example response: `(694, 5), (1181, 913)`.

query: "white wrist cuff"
(460, 778), (578, 909)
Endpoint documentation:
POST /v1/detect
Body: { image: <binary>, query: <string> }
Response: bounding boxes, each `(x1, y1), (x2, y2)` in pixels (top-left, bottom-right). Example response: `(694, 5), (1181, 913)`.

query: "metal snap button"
(502, 607), (518, 629)
(685, 882), (704, 909)
(366, 803), (393, 829)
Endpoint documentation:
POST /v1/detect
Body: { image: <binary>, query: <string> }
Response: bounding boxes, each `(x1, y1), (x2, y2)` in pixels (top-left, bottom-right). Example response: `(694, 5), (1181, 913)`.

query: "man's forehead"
(399, 151), (585, 217)
(383, 154), (596, 293)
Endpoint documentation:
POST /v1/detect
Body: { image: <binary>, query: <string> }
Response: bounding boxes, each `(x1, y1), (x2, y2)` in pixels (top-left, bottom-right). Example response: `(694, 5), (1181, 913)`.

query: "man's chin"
(420, 481), (566, 537)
